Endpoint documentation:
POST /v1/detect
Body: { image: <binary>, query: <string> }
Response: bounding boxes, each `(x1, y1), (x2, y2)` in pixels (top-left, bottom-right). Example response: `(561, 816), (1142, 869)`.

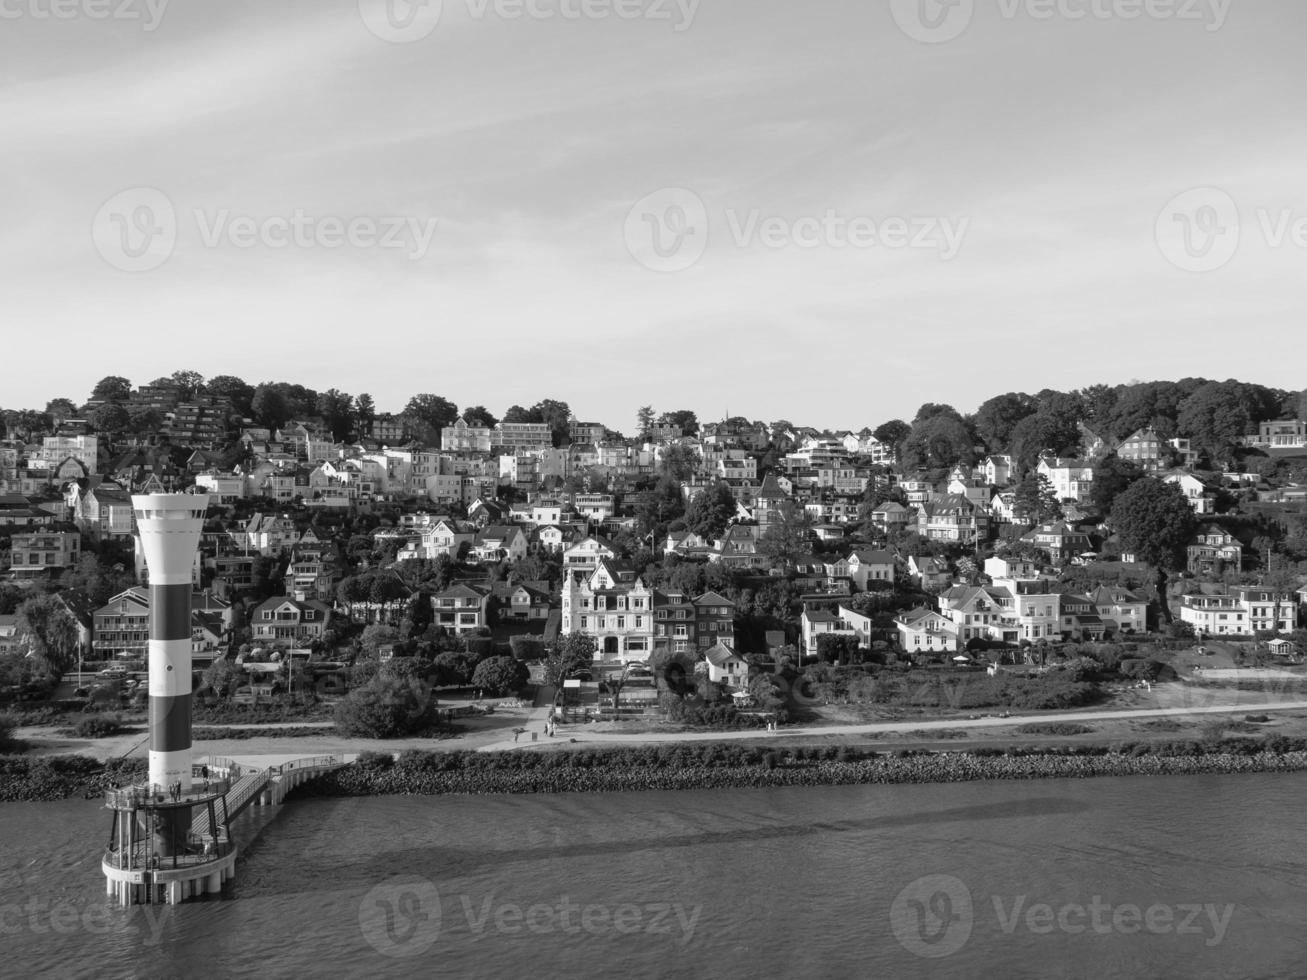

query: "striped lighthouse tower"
(132, 494), (207, 804)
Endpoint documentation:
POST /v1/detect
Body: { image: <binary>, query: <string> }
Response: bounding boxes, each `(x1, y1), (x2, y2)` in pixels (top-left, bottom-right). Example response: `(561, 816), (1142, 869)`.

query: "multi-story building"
(93, 588), (151, 659)
(693, 592), (735, 652)
(1244, 420), (1307, 453)
(917, 494), (989, 545)
(250, 596), (332, 644)
(562, 562), (654, 663)
(8, 530), (81, 579)
(492, 422), (552, 451)
(1117, 427), (1167, 472)
(431, 584), (490, 634)
(441, 417), (493, 453)
(1036, 457), (1094, 503)
(1187, 525), (1242, 575)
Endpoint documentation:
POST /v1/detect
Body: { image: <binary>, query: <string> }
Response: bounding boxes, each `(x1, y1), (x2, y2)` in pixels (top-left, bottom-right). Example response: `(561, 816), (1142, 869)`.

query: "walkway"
(475, 699), (1307, 751)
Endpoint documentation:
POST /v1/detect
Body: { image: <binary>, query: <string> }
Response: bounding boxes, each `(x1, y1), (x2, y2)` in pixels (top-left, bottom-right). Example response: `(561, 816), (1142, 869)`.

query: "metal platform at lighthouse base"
(101, 756), (343, 906)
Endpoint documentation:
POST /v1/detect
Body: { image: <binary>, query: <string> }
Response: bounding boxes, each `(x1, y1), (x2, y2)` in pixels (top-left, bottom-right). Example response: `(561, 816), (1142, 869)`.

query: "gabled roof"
(705, 642), (742, 668)
(693, 591), (733, 607)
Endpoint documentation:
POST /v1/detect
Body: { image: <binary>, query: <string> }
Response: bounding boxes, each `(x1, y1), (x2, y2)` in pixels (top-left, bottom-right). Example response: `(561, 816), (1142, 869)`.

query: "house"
(1037, 457), (1095, 503)
(1059, 593), (1106, 641)
(1086, 586), (1148, 635)
(800, 607), (858, 657)
(906, 555), (951, 591)
(1187, 525), (1242, 575)
(471, 525), (529, 564)
(431, 584), (490, 635)
(1117, 427), (1167, 472)
(0, 615), (18, 656)
(938, 585), (1010, 644)
(1021, 522), (1093, 564)
(497, 581), (554, 622)
(1166, 472), (1215, 515)
(1244, 420), (1307, 454)
(870, 500), (913, 533)
(92, 588), (151, 659)
(711, 524), (767, 570)
(693, 592), (736, 652)
(251, 597), (331, 644)
(704, 642), (748, 688)
(894, 608), (960, 654)
(563, 535), (617, 575)
(441, 417), (493, 453)
(982, 455), (1014, 487)
(845, 549), (896, 590)
(536, 526), (568, 553)
(984, 555), (1039, 582)
(916, 494), (989, 544)
(561, 571), (654, 663)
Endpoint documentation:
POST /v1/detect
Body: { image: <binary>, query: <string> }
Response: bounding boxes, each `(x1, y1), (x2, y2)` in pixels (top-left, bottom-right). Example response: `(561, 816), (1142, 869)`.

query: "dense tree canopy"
(1110, 478), (1198, 619)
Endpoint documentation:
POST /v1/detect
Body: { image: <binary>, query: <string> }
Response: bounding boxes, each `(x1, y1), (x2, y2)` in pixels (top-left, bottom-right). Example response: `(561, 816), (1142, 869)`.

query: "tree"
(251, 384), (291, 431)
(16, 594), (80, 676)
(1008, 412), (1081, 476)
(91, 376), (133, 403)
(1176, 381), (1253, 462)
(685, 481), (738, 540)
(1013, 474), (1063, 524)
(169, 370), (205, 400)
(471, 656), (529, 696)
(533, 399), (572, 447)
(127, 405), (163, 436)
(354, 393), (377, 431)
(201, 659), (243, 700)
(636, 406), (655, 439)
(502, 405), (533, 424)
(635, 475), (685, 539)
(1091, 455), (1145, 515)
(403, 394), (459, 445)
(900, 414), (974, 471)
(873, 419), (911, 448)
(972, 392), (1035, 452)
(658, 444), (699, 483)
(91, 402), (131, 437)
(462, 405), (498, 428)
(757, 501), (815, 573)
(205, 375), (255, 416)
(45, 398), (78, 425)
(1110, 478), (1198, 622)
(317, 389), (355, 442)
(544, 633), (596, 687)
(913, 403), (964, 424)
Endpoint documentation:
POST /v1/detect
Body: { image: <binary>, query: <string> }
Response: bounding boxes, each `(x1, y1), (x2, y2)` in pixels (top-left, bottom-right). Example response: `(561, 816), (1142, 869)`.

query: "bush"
(1016, 723), (1095, 736)
(0, 710), (22, 753)
(356, 750), (395, 770)
(333, 675), (436, 739)
(74, 714), (125, 738)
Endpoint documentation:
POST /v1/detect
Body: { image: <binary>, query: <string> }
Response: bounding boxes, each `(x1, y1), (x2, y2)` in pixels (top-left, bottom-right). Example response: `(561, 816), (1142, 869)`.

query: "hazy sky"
(1, 0), (1304, 430)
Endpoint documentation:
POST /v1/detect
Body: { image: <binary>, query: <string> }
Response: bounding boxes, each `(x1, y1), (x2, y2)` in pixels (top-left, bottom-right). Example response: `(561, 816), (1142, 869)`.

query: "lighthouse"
(132, 493), (207, 802)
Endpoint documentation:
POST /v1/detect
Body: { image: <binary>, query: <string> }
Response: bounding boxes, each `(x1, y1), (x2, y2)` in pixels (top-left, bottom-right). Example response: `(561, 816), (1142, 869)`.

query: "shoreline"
(8, 737), (1307, 804)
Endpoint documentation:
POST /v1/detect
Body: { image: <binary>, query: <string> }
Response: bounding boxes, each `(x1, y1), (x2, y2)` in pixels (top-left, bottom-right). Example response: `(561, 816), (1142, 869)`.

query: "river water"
(2, 774), (1305, 979)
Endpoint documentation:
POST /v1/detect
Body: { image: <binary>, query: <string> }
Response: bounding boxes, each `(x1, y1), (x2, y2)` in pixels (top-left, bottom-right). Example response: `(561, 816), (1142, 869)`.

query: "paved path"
(475, 699), (1307, 751)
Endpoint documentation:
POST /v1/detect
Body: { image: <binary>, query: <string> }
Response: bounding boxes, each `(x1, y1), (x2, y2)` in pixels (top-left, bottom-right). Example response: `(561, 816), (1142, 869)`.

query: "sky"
(1, 0), (1304, 431)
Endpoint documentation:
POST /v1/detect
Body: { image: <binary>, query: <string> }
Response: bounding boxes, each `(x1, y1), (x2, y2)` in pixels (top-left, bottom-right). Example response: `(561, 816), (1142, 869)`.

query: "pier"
(102, 754), (343, 906)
